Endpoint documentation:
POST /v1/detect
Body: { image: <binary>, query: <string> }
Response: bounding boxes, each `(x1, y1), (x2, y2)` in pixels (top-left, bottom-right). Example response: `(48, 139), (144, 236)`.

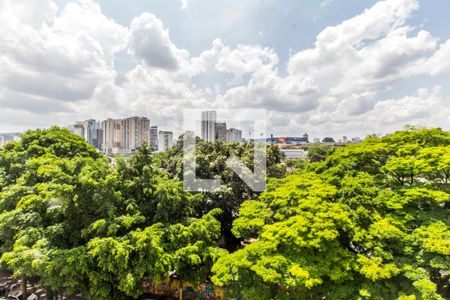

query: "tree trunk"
(21, 276), (27, 299)
(179, 280), (183, 300)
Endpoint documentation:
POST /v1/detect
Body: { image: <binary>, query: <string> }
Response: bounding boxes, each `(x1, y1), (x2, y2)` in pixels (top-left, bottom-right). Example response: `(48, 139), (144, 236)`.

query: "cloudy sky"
(1, 0), (450, 139)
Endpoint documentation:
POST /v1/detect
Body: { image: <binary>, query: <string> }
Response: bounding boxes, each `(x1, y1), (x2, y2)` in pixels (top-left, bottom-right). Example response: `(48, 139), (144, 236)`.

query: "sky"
(1, 0), (450, 139)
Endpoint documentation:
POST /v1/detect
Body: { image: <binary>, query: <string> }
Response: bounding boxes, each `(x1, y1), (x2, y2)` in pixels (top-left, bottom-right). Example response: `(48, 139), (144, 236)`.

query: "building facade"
(201, 111), (216, 142)
(215, 122), (227, 142)
(83, 119), (101, 149)
(158, 130), (173, 152)
(101, 119), (124, 154)
(123, 117), (150, 151)
(68, 120), (102, 149)
(226, 128), (242, 143)
(150, 126), (159, 152)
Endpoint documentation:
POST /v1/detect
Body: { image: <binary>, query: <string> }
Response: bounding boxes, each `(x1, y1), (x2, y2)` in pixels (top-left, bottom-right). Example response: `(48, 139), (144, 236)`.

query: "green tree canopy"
(212, 127), (450, 300)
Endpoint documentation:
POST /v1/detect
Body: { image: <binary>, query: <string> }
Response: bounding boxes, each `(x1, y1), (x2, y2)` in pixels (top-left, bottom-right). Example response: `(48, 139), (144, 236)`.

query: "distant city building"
(101, 118), (124, 154)
(313, 138), (321, 144)
(215, 122), (227, 142)
(281, 149), (308, 160)
(68, 120), (102, 149)
(68, 122), (85, 138)
(158, 130), (173, 152)
(226, 128), (242, 142)
(83, 119), (101, 149)
(263, 135), (309, 145)
(150, 126), (159, 152)
(201, 111), (216, 142)
(302, 132), (309, 143)
(123, 116), (150, 151)
(0, 135), (5, 148)
(343, 136), (348, 143)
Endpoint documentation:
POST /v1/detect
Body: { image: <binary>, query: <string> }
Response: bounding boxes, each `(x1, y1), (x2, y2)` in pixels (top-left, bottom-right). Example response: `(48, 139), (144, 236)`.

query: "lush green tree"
(307, 144), (333, 162)
(322, 137), (335, 143)
(212, 128), (450, 299)
(155, 139), (286, 251)
(0, 129), (225, 299)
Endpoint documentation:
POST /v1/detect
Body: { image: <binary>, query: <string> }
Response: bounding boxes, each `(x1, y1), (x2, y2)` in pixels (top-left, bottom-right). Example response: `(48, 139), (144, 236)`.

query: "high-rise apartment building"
(158, 130), (173, 152)
(83, 119), (101, 149)
(215, 122), (227, 142)
(150, 126), (159, 152)
(123, 117), (150, 151)
(201, 111), (216, 142)
(101, 119), (124, 154)
(0, 135), (5, 148)
(226, 128), (242, 143)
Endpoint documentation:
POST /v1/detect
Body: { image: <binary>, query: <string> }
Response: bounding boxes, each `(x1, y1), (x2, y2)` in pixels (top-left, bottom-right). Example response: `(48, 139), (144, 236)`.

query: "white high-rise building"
(226, 128), (242, 143)
(201, 111), (216, 142)
(158, 130), (173, 152)
(0, 135), (5, 148)
(123, 117), (150, 151)
(101, 119), (124, 154)
(150, 126), (159, 152)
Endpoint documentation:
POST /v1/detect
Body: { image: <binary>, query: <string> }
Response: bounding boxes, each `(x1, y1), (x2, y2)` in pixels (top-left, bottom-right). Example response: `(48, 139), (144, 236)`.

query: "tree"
(322, 137), (335, 143)
(0, 129), (226, 299)
(155, 140), (286, 251)
(307, 145), (333, 162)
(212, 128), (450, 299)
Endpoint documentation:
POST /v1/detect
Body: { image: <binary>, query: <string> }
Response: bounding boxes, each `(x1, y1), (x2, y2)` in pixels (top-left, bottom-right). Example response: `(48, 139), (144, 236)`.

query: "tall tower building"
(150, 126), (159, 152)
(101, 119), (124, 154)
(158, 130), (173, 152)
(83, 119), (100, 149)
(201, 111), (216, 142)
(215, 122), (227, 142)
(123, 117), (150, 151)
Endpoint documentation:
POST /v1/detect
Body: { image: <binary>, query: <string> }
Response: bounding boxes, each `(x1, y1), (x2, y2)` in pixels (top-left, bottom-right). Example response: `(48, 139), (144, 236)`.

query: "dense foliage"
(0, 128), (225, 299)
(212, 128), (450, 299)
(0, 127), (448, 299)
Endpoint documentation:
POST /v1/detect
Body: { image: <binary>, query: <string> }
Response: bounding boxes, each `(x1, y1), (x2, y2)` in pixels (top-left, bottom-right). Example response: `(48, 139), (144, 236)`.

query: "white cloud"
(0, 0), (124, 110)
(127, 13), (189, 70)
(215, 0), (450, 135)
(1, 0), (450, 137)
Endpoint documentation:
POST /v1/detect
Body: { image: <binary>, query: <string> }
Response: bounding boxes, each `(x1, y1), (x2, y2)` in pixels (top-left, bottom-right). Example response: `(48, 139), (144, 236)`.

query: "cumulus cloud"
(216, 0), (450, 135)
(127, 13), (188, 70)
(0, 0), (124, 115)
(1, 0), (450, 137)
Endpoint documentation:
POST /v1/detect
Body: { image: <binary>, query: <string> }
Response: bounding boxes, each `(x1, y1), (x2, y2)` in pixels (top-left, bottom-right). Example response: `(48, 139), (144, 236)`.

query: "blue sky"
(1, 0), (450, 139)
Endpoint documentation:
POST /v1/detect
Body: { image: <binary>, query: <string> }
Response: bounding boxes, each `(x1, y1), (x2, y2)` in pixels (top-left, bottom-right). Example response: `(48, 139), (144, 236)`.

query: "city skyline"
(9, 110), (354, 154)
